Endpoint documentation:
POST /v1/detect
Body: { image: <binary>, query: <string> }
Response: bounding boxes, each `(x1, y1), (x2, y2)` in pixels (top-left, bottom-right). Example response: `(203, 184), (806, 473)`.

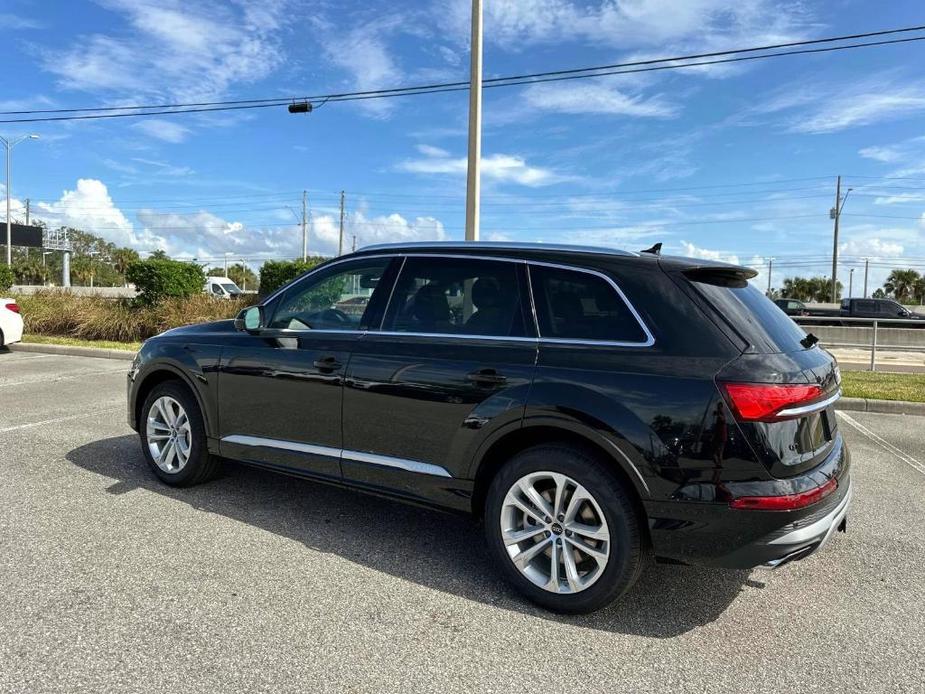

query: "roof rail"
(357, 241), (638, 257)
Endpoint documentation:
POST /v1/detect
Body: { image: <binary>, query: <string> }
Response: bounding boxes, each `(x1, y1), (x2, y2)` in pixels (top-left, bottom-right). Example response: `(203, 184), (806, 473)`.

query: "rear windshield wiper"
(800, 333), (819, 349)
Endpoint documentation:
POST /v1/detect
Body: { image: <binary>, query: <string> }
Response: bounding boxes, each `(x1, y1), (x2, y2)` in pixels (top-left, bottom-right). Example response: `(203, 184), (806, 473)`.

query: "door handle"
(466, 369), (507, 386)
(313, 356), (343, 372)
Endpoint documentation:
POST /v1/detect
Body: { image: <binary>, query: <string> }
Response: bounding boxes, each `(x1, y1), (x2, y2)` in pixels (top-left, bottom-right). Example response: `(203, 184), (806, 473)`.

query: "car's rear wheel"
(140, 380), (219, 486)
(484, 444), (646, 613)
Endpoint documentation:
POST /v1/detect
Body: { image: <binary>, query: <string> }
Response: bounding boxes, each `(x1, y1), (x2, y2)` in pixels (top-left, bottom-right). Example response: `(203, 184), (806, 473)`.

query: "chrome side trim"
(527, 260), (656, 348)
(220, 435), (453, 478)
(222, 434), (341, 458)
(768, 478), (852, 546)
(341, 449), (453, 478)
(777, 389), (842, 418)
(259, 251), (655, 348)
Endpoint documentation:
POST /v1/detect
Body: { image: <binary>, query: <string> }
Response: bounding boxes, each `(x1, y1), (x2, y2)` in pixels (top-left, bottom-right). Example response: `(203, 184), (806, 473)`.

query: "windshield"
(220, 283), (241, 294)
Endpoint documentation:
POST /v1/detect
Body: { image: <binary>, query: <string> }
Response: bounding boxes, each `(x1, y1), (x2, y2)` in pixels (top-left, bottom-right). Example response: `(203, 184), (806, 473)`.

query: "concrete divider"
(811, 325), (925, 348)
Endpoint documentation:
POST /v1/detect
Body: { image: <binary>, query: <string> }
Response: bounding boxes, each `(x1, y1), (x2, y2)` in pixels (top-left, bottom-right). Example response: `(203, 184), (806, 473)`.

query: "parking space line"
(837, 411), (925, 477)
(0, 368), (126, 388)
(0, 406), (123, 434)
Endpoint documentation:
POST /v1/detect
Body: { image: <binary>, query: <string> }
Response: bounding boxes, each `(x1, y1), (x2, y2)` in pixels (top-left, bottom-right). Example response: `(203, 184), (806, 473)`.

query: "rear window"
(691, 277), (809, 353)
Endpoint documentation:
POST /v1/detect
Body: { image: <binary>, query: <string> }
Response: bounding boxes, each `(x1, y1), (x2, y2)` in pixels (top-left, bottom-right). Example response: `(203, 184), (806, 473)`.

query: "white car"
(0, 298), (23, 347)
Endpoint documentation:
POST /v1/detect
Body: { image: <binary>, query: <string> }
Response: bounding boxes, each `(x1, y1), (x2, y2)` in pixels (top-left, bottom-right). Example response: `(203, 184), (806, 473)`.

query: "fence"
(794, 316), (925, 371)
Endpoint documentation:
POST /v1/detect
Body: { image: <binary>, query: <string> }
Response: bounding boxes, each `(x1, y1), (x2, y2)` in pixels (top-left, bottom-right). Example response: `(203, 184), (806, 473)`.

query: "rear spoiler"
(681, 265), (758, 287)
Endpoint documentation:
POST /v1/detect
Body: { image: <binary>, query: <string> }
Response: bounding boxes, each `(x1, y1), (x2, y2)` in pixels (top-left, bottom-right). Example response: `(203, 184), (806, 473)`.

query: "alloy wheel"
(146, 396), (192, 474)
(500, 471), (611, 594)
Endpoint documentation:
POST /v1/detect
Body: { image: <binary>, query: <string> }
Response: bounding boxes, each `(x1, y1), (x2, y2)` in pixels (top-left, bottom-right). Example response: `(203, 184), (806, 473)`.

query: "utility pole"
(849, 268), (854, 299)
(338, 190), (345, 256)
(464, 0), (483, 242)
(224, 252), (230, 276)
(24, 198), (29, 225)
(863, 258), (869, 298)
(301, 190), (308, 261)
(352, 235), (357, 253)
(766, 257), (773, 297)
(830, 176), (841, 303)
(2, 134), (39, 266)
(829, 177), (853, 303)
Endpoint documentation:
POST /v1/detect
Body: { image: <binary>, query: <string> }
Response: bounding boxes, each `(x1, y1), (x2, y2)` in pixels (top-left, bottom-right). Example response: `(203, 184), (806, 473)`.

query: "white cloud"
(873, 192), (925, 206)
(522, 82), (678, 118)
(449, 0), (808, 51)
(859, 145), (904, 163)
(0, 12), (42, 30)
(316, 16), (404, 118)
(839, 237), (905, 257)
(43, 1), (288, 103)
(679, 241), (740, 265)
(755, 78), (925, 134)
(22, 178), (449, 264)
(398, 147), (563, 186)
(132, 120), (191, 143)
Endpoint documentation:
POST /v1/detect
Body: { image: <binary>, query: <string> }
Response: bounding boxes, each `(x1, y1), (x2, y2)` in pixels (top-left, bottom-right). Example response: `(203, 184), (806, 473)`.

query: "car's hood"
(159, 319), (237, 337)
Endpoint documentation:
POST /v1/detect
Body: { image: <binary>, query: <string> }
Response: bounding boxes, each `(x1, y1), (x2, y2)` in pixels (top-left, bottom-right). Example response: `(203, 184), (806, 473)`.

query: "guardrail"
(794, 316), (925, 371)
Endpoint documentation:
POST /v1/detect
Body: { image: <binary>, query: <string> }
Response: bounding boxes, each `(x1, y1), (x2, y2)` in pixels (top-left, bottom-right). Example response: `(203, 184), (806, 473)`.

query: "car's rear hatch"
(670, 263), (841, 478)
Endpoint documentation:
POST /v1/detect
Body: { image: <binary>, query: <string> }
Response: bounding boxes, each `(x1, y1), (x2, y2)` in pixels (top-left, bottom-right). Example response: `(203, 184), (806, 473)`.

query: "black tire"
(484, 444), (648, 614)
(139, 380), (220, 487)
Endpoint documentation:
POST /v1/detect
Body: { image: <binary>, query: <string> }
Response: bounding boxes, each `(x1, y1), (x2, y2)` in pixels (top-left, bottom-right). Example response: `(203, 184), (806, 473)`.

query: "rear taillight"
(730, 477), (837, 511)
(4, 302), (20, 314)
(721, 382), (824, 422)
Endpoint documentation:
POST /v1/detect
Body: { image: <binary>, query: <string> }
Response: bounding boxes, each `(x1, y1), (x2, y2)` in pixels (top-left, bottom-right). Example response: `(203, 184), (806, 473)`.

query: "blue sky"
(2, 0), (925, 292)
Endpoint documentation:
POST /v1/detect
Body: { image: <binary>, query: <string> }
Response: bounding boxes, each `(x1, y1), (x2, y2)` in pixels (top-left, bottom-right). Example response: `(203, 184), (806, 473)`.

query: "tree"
(780, 276), (842, 302)
(111, 247), (140, 284)
(226, 263), (258, 291)
(126, 258), (205, 305)
(883, 269), (922, 304)
(873, 288), (886, 299)
(149, 249), (170, 260)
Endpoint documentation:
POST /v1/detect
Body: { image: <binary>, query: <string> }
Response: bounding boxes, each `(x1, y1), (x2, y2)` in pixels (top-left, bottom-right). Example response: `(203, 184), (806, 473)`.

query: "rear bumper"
(749, 476), (852, 569)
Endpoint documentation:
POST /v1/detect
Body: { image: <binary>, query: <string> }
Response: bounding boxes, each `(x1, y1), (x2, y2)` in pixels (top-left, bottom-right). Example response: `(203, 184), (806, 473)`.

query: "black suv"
(128, 242), (851, 613)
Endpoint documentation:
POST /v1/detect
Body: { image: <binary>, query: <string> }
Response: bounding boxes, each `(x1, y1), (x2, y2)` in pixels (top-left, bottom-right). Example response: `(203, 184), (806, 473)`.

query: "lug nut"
(557, 514), (564, 522)
(565, 530), (573, 537)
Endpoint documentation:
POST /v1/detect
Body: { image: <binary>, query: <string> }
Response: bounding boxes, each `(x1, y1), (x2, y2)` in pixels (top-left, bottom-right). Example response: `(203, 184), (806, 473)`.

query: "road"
(1, 350), (924, 693)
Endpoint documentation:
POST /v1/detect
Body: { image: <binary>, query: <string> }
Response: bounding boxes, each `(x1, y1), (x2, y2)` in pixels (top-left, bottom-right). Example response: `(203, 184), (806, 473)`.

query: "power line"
(2, 27), (925, 124)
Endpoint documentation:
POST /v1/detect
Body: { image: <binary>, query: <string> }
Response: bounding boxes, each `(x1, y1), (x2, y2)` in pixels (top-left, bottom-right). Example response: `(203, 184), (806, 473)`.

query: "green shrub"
(0, 264), (13, 292)
(16, 291), (248, 342)
(259, 257), (327, 297)
(126, 259), (205, 305)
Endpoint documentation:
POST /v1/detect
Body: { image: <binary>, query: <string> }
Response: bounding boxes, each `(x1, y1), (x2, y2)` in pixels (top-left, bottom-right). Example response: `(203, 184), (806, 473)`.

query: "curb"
(836, 397), (925, 417)
(10, 342), (136, 361)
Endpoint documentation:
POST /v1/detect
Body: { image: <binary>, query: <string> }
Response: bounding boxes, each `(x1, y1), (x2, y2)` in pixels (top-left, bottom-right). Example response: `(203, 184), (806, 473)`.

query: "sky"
(2, 0), (925, 293)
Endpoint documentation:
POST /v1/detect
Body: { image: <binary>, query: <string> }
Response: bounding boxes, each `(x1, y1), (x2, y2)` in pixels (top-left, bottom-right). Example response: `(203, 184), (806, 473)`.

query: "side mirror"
(234, 305), (264, 333)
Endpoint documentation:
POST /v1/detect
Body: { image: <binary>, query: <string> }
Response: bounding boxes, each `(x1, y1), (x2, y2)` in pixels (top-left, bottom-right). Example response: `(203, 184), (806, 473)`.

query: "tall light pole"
(848, 267), (854, 299)
(464, 0), (483, 242)
(2, 134), (39, 266)
(829, 177), (852, 303)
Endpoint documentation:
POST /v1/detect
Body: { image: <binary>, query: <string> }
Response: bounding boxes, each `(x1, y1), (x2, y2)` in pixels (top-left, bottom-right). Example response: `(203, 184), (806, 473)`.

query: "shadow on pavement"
(67, 435), (749, 637)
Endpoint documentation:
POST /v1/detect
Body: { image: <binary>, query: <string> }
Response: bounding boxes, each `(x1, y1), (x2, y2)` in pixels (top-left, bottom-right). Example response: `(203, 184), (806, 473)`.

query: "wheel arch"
(133, 365), (213, 438)
(470, 424), (650, 528)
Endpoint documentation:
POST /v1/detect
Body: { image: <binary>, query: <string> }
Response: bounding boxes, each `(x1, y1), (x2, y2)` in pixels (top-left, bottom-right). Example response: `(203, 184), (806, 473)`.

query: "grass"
(840, 370), (925, 403)
(22, 335), (143, 351)
(13, 291), (247, 342)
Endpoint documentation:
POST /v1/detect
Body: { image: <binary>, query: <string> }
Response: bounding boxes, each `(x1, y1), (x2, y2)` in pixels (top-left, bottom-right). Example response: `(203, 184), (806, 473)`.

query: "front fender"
(129, 339), (223, 439)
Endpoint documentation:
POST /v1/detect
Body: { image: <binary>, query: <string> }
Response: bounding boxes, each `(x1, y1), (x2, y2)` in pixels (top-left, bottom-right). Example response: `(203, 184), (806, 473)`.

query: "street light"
(2, 134), (39, 266)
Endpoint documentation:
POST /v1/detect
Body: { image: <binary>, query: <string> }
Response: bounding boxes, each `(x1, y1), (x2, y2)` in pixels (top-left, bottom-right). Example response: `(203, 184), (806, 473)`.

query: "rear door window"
(382, 256), (530, 337)
(529, 264), (650, 344)
(690, 276), (808, 353)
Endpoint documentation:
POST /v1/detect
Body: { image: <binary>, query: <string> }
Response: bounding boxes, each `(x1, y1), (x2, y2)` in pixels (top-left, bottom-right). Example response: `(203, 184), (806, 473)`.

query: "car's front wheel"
(484, 444), (647, 613)
(139, 380), (219, 486)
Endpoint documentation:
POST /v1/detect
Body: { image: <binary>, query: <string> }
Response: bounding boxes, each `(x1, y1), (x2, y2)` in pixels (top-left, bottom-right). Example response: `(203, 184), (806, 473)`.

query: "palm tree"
(884, 269), (922, 303)
(111, 247), (140, 285)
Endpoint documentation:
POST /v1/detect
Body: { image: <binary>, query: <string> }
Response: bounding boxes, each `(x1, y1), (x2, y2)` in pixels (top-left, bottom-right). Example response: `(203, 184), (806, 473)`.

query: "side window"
(269, 258), (392, 331)
(383, 257), (528, 337)
(211, 284), (224, 295)
(530, 264), (649, 343)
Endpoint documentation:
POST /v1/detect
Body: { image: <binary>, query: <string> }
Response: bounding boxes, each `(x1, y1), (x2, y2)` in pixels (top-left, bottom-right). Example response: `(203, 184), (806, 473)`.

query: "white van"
(204, 276), (243, 299)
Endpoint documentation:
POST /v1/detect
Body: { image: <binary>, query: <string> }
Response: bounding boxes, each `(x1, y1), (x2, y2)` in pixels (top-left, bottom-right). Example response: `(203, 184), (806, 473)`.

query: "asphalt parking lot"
(1, 350), (924, 693)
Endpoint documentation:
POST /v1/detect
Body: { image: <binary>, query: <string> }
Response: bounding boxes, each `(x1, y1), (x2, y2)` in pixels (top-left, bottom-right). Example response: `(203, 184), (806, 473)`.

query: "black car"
(128, 242), (851, 613)
(774, 298), (809, 316)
